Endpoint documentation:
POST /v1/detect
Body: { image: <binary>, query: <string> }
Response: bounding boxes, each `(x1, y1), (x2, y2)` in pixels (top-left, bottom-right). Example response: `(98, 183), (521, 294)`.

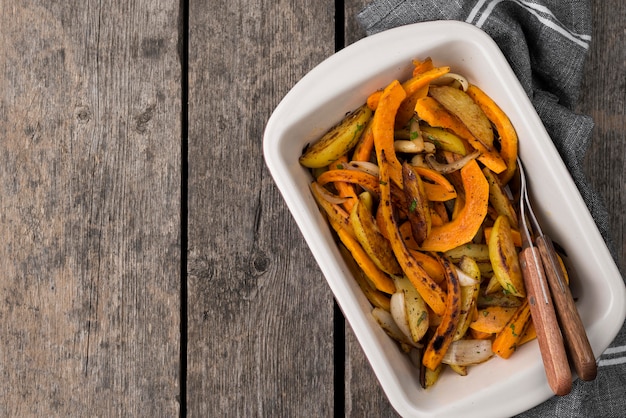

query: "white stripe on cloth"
(598, 344), (626, 367)
(603, 345), (626, 355)
(465, 0), (590, 49)
(598, 357), (626, 367)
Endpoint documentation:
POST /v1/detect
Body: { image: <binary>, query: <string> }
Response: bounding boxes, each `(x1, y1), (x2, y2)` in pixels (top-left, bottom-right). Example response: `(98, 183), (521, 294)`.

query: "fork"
(516, 158), (571, 395)
(517, 158), (597, 383)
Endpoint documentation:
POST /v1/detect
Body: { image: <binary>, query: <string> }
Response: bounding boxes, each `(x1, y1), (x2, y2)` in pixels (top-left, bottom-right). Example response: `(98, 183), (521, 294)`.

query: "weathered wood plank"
(186, 1), (337, 416)
(579, 0), (625, 275)
(0, 1), (181, 416)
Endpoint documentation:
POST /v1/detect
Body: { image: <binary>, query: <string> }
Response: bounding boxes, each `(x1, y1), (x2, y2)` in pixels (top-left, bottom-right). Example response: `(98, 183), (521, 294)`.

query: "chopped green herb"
(409, 199), (418, 213)
(417, 311), (427, 326)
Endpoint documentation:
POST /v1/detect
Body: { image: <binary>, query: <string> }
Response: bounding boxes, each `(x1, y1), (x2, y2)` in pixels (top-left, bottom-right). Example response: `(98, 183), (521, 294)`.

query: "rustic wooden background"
(0, 0), (623, 416)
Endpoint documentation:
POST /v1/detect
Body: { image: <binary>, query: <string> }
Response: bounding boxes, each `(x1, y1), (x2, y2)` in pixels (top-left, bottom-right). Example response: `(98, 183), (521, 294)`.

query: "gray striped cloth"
(357, 1), (626, 417)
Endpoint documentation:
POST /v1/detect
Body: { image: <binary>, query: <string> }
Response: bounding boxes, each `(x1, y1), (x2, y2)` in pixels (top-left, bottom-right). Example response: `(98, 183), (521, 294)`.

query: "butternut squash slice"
(329, 156), (357, 212)
(331, 219), (396, 294)
(372, 80), (407, 187)
(351, 118), (375, 162)
(411, 56), (434, 77)
(470, 306), (519, 334)
(415, 165), (458, 202)
(316, 169), (380, 196)
(366, 90), (383, 111)
(492, 299), (532, 359)
(395, 66), (452, 128)
(310, 182), (352, 236)
(408, 249), (446, 284)
(339, 244), (391, 311)
(422, 254), (462, 370)
(419, 159), (489, 252)
(466, 84), (518, 184)
(378, 149), (447, 316)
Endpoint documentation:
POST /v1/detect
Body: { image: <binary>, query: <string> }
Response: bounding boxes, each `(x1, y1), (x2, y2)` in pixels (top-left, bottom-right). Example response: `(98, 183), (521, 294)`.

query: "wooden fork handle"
(537, 235), (598, 381)
(520, 246), (572, 396)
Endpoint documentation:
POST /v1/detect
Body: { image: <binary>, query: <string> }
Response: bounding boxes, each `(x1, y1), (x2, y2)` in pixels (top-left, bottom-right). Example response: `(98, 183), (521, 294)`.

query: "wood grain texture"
(0, 1), (181, 416)
(579, 0), (625, 276)
(186, 1), (337, 416)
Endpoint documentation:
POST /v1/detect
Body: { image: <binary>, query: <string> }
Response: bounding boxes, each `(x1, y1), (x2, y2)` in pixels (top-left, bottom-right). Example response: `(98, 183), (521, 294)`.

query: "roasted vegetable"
(378, 149), (447, 316)
(429, 85), (494, 150)
(466, 84), (518, 184)
(422, 255), (462, 370)
(420, 160), (489, 252)
(298, 57), (566, 390)
(414, 96), (506, 174)
(350, 192), (402, 275)
(402, 162), (431, 246)
(300, 104), (372, 168)
(492, 299), (532, 358)
(489, 215), (525, 297)
(392, 275), (430, 343)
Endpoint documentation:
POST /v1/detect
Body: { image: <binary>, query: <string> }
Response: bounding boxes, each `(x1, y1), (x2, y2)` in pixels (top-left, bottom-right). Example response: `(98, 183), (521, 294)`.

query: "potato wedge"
(482, 167), (518, 228)
(445, 243), (491, 263)
(421, 362), (443, 389)
(429, 85), (494, 150)
(489, 215), (525, 297)
(350, 193), (402, 275)
(299, 104), (372, 168)
(421, 125), (469, 156)
(393, 275), (430, 343)
(448, 363), (468, 376)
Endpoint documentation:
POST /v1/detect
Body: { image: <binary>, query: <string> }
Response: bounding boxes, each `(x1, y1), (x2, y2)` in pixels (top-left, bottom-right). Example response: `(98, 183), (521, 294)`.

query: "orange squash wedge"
(420, 159), (489, 252)
(378, 149), (447, 315)
(372, 80), (407, 187)
(466, 84), (518, 184)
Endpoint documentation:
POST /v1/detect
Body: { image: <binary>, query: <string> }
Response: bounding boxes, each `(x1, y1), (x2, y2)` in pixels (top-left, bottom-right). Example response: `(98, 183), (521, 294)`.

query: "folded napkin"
(357, 1), (625, 417)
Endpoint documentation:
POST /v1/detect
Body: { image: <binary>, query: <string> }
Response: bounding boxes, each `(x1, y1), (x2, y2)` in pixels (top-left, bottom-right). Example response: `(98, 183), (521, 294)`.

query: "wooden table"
(1, 1), (623, 416)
